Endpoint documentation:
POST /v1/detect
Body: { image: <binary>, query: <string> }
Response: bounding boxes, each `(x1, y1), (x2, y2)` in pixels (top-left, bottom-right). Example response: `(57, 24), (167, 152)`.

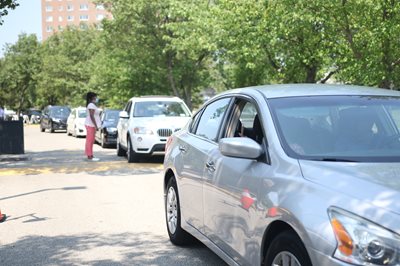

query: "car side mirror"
(219, 137), (263, 159)
(119, 111), (129, 119)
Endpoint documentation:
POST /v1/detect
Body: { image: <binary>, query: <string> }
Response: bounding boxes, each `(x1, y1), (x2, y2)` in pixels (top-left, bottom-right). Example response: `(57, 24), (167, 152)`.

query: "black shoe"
(0, 214), (7, 223)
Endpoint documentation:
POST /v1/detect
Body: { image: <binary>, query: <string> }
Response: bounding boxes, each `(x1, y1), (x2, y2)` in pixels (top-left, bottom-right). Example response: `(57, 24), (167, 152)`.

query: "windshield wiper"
(318, 158), (359, 162)
(310, 157), (359, 163)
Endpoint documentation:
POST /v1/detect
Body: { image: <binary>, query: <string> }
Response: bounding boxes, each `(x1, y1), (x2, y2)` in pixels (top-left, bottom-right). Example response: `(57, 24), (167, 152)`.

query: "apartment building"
(41, 0), (112, 40)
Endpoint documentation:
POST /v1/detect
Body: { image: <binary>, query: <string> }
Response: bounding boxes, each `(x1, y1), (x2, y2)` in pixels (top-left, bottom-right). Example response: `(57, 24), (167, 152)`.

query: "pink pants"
(85, 126), (96, 157)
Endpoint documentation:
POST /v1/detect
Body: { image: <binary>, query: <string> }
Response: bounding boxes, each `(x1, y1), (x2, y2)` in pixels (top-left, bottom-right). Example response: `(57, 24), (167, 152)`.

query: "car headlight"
(328, 207), (400, 265)
(106, 127), (117, 133)
(52, 118), (61, 123)
(133, 127), (153, 135)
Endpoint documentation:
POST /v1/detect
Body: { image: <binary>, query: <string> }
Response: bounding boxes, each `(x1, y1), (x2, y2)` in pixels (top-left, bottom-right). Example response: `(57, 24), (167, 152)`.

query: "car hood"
(133, 116), (190, 130)
(299, 160), (400, 215)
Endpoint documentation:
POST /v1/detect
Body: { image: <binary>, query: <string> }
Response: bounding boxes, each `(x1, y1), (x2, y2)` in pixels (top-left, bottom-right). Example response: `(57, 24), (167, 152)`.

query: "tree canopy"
(2, 0), (400, 112)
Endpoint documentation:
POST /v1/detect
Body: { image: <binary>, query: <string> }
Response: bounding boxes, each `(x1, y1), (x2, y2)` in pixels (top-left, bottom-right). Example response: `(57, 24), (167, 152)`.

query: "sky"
(0, 0), (42, 57)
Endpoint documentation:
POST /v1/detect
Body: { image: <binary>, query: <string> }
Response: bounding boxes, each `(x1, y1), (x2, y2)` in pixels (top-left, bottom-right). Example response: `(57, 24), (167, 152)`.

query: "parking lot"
(0, 125), (226, 265)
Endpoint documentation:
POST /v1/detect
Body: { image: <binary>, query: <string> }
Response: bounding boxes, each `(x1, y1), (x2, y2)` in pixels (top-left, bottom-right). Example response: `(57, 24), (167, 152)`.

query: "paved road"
(0, 125), (227, 266)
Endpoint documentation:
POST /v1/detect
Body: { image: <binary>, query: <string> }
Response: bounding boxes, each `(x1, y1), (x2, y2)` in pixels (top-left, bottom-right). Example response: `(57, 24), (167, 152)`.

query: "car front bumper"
(131, 134), (168, 155)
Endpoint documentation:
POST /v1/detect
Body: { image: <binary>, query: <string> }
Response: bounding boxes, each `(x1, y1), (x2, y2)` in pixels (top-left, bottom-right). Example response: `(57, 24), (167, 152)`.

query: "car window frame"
(223, 94), (270, 164)
(192, 96), (233, 143)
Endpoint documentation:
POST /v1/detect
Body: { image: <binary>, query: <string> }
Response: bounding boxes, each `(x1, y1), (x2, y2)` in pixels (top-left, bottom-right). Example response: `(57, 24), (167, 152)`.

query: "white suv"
(117, 96), (191, 162)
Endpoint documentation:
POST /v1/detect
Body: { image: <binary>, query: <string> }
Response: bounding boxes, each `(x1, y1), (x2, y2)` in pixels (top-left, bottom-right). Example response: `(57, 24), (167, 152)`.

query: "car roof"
(128, 96), (184, 102)
(222, 84), (400, 99)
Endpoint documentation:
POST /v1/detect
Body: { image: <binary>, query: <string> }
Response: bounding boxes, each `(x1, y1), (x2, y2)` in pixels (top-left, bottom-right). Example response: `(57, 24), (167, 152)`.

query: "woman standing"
(85, 92), (101, 161)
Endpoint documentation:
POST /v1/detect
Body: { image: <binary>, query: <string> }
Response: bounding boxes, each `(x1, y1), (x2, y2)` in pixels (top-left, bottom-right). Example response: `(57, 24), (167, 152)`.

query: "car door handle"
(206, 161), (216, 172)
(179, 145), (187, 153)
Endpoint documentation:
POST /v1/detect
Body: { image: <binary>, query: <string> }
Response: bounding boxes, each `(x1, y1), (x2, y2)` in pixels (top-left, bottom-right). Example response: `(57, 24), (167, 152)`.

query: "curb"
(0, 154), (30, 162)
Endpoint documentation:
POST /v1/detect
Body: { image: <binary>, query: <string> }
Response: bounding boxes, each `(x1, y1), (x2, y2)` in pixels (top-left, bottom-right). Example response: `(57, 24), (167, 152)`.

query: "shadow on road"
(0, 232), (227, 266)
(0, 150), (164, 176)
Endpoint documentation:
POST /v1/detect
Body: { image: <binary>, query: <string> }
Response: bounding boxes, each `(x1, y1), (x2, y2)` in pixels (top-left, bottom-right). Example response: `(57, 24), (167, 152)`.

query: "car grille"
(157, 128), (173, 137)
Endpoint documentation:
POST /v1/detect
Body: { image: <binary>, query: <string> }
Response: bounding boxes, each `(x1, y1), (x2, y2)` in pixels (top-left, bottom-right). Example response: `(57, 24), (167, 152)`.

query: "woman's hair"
(86, 92), (97, 107)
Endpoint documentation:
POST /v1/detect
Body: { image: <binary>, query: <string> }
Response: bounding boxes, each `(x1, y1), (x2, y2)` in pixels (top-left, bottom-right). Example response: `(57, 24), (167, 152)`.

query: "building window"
(79, 4), (89, 10)
(58, 5), (63, 11)
(58, 16), (63, 22)
(79, 15), (89, 21)
(45, 5), (53, 12)
(67, 4), (73, 11)
(96, 14), (105, 21)
(46, 26), (53, 32)
(96, 4), (104, 10)
(67, 15), (74, 21)
(46, 16), (53, 22)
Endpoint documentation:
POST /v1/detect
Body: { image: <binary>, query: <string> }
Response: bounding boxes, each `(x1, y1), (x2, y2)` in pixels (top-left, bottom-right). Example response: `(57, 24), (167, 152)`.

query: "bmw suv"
(117, 96), (191, 162)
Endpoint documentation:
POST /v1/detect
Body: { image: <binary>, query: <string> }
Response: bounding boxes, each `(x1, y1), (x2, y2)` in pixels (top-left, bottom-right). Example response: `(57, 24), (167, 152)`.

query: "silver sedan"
(163, 84), (400, 266)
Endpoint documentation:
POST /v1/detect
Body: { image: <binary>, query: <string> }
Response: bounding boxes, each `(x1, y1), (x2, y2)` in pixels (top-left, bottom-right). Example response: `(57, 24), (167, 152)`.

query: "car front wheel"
(116, 137), (125, 157)
(165, 177), (193, 245)
(50, 122), (55, 133)
(101, 132), (107, 148)
(127, 137), (139, 163)
(263, 230), (312, 266)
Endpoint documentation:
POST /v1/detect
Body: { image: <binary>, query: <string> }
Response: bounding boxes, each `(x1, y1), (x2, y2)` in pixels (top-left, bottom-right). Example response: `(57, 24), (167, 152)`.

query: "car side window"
(124, 101), (132, 116)
(228, 100), (264, 144)
(195, 98), (231, 142)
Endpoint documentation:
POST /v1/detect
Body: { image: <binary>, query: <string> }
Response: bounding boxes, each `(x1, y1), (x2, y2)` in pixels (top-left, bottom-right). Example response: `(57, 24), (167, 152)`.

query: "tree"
(0, 33), (40, 113)
(92, 0), (215, 110)
(0, 0), (19, 25)
(36, 27), (101, 107)
(327, 0), (400, 89)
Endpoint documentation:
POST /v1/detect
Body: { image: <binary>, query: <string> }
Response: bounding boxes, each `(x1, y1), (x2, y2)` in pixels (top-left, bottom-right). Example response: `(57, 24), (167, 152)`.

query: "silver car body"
(163, 84), (400, 266)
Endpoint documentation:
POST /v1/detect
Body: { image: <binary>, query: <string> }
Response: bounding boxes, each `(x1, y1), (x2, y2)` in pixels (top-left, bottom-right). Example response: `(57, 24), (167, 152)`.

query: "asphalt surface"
(0, 125), (227, 266)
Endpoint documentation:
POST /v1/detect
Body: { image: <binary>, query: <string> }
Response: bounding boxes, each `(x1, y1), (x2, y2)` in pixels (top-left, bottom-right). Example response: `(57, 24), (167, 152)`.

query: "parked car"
(40, 105), (71, 133)
(27, 109), (41, 124)
(95, 109), (121, 148)
(117, 96), (191, 162)
(163, 84), (400, 266)
(66, 107), (87, 137)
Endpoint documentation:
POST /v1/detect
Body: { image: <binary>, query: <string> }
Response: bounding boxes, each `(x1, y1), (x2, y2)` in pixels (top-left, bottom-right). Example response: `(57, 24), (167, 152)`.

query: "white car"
(117, 96), (191, 162)
(66, 107), (87, 137)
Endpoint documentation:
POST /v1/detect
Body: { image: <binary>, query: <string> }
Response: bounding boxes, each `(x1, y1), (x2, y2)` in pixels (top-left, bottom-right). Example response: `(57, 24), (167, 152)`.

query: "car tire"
(101, 132), (107, 148)
(50, 122), (55, 133)
(67, 126), (71, 136)
(116, 137), (125, 157)
(263, 230), (312, 266)
(127, 137), (139, 163)
(165, 177), (193, 246)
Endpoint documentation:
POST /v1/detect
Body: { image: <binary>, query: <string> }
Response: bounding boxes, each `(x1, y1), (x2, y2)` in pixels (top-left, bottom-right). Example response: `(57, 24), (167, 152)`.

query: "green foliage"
(35, 27), (101, 108)
(2, 0), (400, 113)
(0, 0), (19, 25)
(0, 33), (40, 113)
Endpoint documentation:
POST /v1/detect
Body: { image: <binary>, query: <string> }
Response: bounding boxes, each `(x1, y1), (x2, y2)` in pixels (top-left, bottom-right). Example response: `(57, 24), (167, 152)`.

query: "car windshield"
(50, 107), (70, 118)
(78, 110), (86, 118)
(133, 101), (190, 117)
(269, 95), (400, 162)
(104, 111), (119, 122)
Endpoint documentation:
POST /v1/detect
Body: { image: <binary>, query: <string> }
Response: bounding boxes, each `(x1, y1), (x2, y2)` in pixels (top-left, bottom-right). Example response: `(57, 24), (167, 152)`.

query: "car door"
(203, 98), (268, 264)
(118, 101), (132, 149)
(176, 97), (232, 232)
